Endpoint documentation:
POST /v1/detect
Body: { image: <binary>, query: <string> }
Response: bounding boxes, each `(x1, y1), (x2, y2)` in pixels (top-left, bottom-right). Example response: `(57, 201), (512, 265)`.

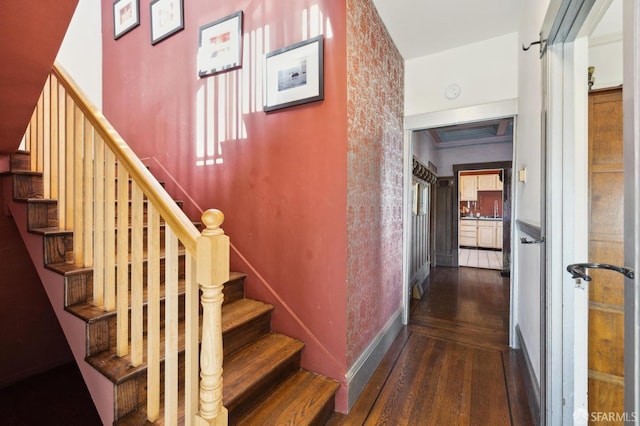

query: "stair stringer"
(4, 191), (115, 425)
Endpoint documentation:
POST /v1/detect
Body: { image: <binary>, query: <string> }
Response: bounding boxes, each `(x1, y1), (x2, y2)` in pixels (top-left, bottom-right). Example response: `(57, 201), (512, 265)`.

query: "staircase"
(5, 65), (339, 425)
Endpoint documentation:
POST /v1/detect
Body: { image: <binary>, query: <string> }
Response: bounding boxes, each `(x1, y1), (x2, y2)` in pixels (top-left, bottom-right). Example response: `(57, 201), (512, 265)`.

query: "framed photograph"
(113, 0), (140, 39)
(198, 11), (243, 77)
(264, 35), (324, 112)
(150, 0), (184, 45)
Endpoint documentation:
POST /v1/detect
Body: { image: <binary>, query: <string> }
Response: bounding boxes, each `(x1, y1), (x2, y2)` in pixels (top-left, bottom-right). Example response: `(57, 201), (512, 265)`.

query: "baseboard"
(346, 306), (404, 411)
(515, 325), (541, 423)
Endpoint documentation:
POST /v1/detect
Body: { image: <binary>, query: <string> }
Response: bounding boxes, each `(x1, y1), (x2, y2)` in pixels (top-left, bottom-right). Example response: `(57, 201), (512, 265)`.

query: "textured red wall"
(102, 0), (349, 409)
(346, 0), (404, 365)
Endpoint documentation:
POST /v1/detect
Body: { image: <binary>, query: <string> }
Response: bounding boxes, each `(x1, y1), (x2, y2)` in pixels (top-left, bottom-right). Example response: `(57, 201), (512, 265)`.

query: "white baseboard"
(346, 306), (404, 411)
(515, 324), (541, 422)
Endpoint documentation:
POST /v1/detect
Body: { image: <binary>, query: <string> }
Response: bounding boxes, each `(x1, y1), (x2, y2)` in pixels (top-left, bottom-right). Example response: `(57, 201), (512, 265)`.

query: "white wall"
(589, 39), (623, 89)
(589, 0), (623, 90)
(514, 0), (552, 385)
(405, 33), (519, 117)
(56, 0), (102, 108)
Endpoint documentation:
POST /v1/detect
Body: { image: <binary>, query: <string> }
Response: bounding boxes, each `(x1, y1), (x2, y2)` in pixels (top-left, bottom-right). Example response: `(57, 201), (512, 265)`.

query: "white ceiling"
(371, 0), (525, 60)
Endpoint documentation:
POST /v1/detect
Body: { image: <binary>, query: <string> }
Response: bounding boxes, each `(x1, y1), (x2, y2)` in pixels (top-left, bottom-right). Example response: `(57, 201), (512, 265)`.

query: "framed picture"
(150, 0), (184, 45)
(113, 0), (139, 39)
(197, 11), (243, 77)
(264, 35), (324, 112)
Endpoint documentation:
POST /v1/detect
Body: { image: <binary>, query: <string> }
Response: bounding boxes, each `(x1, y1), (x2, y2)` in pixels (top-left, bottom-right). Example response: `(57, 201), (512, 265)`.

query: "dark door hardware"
(566, 263), (635, 281)
(520, 237), (545, 244)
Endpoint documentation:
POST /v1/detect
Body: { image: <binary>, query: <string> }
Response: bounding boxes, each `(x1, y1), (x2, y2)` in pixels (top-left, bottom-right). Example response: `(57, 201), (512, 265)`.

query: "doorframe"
(622, 0), (640, 418)
(542, 0), (640, 424)
(402, 99), (518, 329)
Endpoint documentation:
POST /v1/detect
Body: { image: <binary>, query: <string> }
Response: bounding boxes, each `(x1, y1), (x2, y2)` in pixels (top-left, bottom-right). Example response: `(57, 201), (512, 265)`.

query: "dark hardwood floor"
(329, 266), (534, 425)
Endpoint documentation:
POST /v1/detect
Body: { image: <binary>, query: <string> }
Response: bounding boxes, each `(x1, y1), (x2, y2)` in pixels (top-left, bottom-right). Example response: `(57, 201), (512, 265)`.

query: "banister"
(51, 63), (199, 255)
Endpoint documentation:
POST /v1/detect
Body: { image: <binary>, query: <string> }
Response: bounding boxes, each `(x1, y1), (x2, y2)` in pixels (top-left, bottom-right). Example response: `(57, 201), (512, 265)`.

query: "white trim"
(404, 99), (518, 131)
(622, 0), (640, 417)
(346, 306), (403, 411)
(516, 324), (541, 421)
(402, 130), (412, 325)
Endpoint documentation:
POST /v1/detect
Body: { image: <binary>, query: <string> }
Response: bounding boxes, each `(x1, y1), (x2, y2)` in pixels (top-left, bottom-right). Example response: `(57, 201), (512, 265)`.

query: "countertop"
(460, 216), (503, 221)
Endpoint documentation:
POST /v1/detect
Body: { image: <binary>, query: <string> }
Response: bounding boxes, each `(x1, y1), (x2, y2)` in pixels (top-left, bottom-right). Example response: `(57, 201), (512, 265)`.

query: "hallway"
(329, 266), (533, 425)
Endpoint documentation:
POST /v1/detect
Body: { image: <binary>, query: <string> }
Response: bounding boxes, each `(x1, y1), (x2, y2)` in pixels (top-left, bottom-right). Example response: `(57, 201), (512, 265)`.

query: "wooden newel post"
(195, 209), (229, 426)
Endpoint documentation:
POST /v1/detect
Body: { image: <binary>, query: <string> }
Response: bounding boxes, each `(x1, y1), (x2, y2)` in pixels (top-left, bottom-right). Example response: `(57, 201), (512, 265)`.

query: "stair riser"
(44, 233), (73, 264)
(13, 173), (43, 200)
(86, 291), (187, 356)
(10, 152), (31, 171)
(27, 200), (58, 228)
(222, 276), (245, 306)
(223, 312), (271, 357)
(43, 226), (171, 266)
(227, 351), (302, 424)
(64, 255), (187, 307)
(115, 349), (187, 420)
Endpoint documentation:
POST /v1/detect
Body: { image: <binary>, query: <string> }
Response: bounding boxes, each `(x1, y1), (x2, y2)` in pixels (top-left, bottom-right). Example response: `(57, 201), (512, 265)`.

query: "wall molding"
(404, 99), (518, 131)
(516, 324), (541, 423)
(346, 306), (404, 411)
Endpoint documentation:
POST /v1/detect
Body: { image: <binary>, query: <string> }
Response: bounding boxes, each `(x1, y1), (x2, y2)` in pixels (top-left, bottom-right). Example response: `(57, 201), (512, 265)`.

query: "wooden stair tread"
(65, 278), (187, 323)
(85, 297), (272, 384)
(239, 370), (339, 426)
(223, 333), (305, 409)
(45, 246), (187, 276)
(222, 298), (272, 333)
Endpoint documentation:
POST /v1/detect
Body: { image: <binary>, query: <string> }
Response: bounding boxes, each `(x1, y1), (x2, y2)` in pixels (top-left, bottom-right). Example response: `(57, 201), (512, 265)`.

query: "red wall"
(0, 178), (73, 386)
(102, 0), (349, 409)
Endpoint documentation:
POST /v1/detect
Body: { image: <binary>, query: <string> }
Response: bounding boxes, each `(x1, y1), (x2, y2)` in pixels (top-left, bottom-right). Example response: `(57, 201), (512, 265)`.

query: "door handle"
(566, 263), (635, 281)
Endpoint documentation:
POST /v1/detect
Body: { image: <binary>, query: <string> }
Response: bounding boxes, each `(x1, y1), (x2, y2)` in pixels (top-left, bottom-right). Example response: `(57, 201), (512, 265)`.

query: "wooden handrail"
(51, 64), (199, 255)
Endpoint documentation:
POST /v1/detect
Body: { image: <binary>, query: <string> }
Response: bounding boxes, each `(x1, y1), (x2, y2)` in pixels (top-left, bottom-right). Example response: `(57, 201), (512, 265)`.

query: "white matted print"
(150, 0), (184, 45)
(113, 0), (140, 39)
(264, 36), (324, 112)
(198, 11), (243, 77)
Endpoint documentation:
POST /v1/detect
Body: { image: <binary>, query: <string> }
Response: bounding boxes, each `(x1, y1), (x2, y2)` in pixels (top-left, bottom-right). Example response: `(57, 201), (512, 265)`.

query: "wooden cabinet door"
(588, 87), (624, 417)
(460, 176), (477, 201)
(477, 222), (495, 248)
(477, 174), (496, 191)
(459, 220), (477, 246)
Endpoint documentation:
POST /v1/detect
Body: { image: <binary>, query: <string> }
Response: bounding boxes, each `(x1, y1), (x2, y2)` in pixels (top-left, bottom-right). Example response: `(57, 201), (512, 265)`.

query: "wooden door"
(588, 87), (624, 420)
(435, 177), (456, 266)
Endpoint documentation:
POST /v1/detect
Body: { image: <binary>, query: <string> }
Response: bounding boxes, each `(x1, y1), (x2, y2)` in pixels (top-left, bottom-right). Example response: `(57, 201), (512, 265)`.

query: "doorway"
(454, 162), (513, 275)
(404, 103), (518, 343)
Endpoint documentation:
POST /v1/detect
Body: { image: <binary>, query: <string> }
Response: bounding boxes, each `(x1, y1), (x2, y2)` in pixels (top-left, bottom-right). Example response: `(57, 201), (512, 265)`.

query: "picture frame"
(113, 0), (140, 39)
(150, 0), (184, 45)
(197, 11), (243, 77)
(264, 35), (324, 112)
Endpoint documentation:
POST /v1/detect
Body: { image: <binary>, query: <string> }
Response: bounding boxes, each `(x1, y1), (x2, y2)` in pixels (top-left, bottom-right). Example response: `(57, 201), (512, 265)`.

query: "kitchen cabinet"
(460, 176), (477, 201)
(460, 219), (503, 249)
(477, 174), (503, 191)
(477, 221), (496, 248)
(459, 219), (477, 246)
